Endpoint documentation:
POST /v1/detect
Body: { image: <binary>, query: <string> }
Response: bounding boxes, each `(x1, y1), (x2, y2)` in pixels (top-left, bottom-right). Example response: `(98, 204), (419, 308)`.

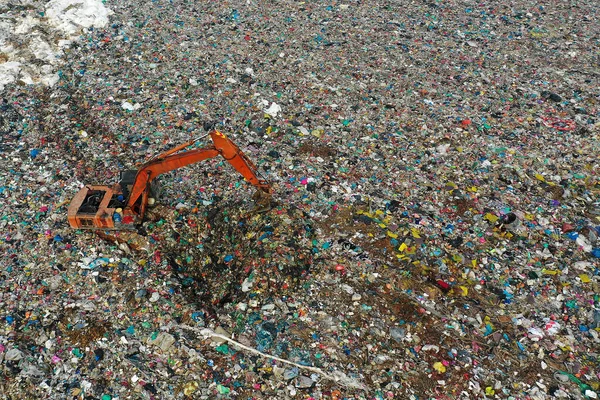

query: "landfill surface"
(1, 0), (600, 399)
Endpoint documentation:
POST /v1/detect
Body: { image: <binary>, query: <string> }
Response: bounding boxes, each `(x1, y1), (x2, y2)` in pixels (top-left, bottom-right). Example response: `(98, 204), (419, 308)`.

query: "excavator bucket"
(252, 188), (275, 213)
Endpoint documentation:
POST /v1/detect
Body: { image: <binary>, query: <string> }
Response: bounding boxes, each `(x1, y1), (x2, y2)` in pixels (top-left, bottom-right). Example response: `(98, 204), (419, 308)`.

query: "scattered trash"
(1, 0), (599, 398)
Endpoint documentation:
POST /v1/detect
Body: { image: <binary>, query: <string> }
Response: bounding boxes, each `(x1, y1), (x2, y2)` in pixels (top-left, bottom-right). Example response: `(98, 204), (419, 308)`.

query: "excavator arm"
(127, 130), (271, 218)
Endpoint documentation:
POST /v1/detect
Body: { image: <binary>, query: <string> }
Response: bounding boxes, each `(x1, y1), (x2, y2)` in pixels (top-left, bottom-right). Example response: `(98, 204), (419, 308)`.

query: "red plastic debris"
(436, 279), (451, 291)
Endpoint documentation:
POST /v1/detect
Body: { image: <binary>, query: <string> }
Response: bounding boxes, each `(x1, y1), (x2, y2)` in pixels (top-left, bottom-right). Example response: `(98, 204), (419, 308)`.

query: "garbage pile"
(1, 0), (599, 399)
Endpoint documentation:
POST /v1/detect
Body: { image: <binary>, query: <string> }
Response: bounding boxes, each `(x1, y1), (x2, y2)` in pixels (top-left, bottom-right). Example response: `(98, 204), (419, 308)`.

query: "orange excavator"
(67, 129), (271, 230)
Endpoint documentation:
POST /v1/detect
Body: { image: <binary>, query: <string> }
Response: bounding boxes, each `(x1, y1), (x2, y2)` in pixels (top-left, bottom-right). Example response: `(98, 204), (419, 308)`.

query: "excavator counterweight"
(67, 130), (271, 230)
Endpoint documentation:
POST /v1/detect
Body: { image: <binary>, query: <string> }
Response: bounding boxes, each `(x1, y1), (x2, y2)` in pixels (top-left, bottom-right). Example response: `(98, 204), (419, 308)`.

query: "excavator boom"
(67, 130), (271, 230)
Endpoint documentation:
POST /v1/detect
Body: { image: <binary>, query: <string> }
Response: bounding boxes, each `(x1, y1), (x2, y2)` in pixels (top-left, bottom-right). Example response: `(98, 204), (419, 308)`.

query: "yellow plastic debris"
(542, 269), (559, 275)
(183, 381), (199, 396)
(579, 274), (591, 283)
(484, 213), (499, 223)
(433, 362), (446, 373)
(459, 286), (468, 296)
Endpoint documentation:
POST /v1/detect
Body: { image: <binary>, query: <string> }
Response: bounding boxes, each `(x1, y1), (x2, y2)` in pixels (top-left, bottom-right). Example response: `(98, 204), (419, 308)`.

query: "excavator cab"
(118, 170), (137, 200)
(67, 129), (272, 230)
